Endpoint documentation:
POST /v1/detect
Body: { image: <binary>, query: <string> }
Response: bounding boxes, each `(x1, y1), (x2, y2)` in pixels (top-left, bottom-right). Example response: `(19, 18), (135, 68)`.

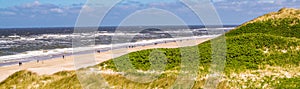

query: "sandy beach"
(0, 37), (213, 82)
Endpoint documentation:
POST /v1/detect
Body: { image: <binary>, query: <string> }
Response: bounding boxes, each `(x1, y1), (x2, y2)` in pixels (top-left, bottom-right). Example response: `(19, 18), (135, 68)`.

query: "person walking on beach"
(62, 55), (65, 59)
(18, 62), (22, 66)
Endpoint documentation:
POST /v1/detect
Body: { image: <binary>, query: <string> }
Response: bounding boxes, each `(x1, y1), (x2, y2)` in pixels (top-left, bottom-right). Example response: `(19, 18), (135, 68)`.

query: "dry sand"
(0, 38), (212, 82)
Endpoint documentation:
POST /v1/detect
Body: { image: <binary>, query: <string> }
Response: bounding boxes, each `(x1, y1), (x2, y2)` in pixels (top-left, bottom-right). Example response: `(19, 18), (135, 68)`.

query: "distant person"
(97, 50), (101, 53)
(37, 59), (39, 63)
(129, 46), (133, 48)
(18, 62), (22, 66)
(62, 55), (65, 59)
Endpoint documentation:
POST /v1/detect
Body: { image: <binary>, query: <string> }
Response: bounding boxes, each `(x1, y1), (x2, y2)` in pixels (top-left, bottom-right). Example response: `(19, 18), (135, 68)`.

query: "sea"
(0, 25), (236, 66)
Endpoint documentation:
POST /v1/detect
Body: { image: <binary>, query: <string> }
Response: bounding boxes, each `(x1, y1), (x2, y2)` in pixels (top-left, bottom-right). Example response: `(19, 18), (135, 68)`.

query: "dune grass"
(0, 70), (82, 89)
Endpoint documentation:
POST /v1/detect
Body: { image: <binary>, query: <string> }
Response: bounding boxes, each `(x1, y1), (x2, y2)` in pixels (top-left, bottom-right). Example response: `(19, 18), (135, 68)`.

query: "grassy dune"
(1, 8), (300, 89)
(0, 70), (82, 89)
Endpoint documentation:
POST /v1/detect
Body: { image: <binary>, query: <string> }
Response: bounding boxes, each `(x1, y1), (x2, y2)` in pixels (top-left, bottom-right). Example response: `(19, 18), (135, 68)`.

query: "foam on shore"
(0, 35), (219, 65)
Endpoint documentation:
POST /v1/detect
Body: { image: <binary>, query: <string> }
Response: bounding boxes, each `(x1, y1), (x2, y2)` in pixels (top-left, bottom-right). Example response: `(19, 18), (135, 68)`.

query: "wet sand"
(0, 37), (212, 82)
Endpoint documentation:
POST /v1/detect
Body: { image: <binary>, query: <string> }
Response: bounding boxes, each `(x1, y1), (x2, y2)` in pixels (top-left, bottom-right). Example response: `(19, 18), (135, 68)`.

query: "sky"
(0, 0), (299, 28)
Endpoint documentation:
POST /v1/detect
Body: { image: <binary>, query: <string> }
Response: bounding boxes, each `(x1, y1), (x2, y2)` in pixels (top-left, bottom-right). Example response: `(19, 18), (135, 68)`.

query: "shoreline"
(0, 35), (218, 67)
(0, 35), (217, 82)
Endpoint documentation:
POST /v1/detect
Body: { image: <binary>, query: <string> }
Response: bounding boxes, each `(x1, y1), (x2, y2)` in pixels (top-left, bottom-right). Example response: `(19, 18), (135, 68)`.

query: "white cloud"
(50, 8), (64, 13)
(0, 11), (16, 15)
(22, 0), (41, 8)
(258, 0), (275, 4)
(212, 0), (226, 3)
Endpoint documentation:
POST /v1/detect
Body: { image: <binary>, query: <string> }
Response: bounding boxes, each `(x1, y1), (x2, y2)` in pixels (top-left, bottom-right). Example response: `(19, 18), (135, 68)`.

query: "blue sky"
(0, 0), (299, 28)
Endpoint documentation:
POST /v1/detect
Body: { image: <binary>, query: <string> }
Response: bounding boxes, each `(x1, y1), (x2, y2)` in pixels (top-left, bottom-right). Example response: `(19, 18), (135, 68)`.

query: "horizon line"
(0, 24), (239, 29)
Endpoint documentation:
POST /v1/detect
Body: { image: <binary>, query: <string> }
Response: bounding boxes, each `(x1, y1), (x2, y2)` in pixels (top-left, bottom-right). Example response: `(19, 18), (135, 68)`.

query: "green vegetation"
(1, 8), (300, 89)
(275, 77), (300, 89)
(0, 70), (82, 89)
